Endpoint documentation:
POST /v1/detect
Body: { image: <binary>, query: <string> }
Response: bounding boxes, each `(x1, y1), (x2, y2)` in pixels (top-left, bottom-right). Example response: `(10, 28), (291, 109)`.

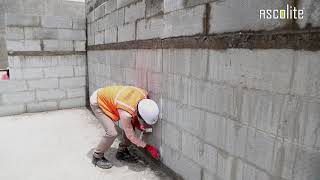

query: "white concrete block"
(94, 31), (105, 45)
(202, 144), (218, 174)
(162, 145), (202, 180)
(125, 68), (147, 89)
(18, 56), (58, 68)
(190, 80), (235, 116)
(162, 99), (205, 137)
(5, 27), (24, 40)
(0, 104), (25, 117)
(137, 16), (164, 40)
(209, 0), (291, 33)
(216, 152), (234, 180)
(100, 9), (125, 29)
(6, 40), (41, 51)
(117, 0), (136, 8)
(58, 55), (85, 66)
(241, 90), (284, 135)
(118, 50), (136, 68)
(28, 78), (59, 90)
(146, 0), (164, 17)
(105, 0), (117, 14)
(36, 89), (66, 101)
(297, 0), (320, 28)
(204, 112), (227, 149)
(181, 131), (203, 163)
(225, 120), (247, 158)
(6, 14), (40, 27)
(118, 23), (136, 42)
(163, 49), (191, 76)
(1, 91), (35, 105)
(245, 128), (275, 171)
(272, 141), (297, 180)
(136, 49), (162, 72)
(27, 101), (58, 113)
(24, 40), (41, 51)
(0, 80), (27, 93)
(147, 72), (163, 94)
(162, 5), (205, 38)
(124, 0), (146, 23)
(66, 87), (86, 98)
(162, 121), (181, 151)
(75, 41), (86, 51)
(44, 66), (74, 78)
(208, 49), (294, 94)
(104, 27), (118, 43)
(292, 51), (320, 98)
(59, 77), (86, 88)
(43, 40), (73, 51)
(59, 97), (86, 109)
(163, 0), (184, 13)
(10, 68), (43, 80)
(163, 49), (208, 78)
(41, 16), (73, 29)
(24, 27), (59, 40)
(72, 18), (86, 29)
(6, 40), (24, 52)
(74, 66), (86, 76)
(203, 171), (215, 180)
(94, 4), (106, 19)
(58, 29), (86, 41)
(297, 101), (320, 149)
(163, 74), (191, 105)
(110, 66), (125, 83)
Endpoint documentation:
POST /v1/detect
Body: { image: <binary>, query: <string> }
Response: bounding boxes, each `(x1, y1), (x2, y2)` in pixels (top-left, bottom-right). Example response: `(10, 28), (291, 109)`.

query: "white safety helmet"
(138, 99), (159, 125)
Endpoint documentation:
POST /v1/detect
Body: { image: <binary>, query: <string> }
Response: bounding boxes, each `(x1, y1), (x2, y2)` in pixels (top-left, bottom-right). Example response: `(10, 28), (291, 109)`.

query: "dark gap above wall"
(87, 28), (320, 51)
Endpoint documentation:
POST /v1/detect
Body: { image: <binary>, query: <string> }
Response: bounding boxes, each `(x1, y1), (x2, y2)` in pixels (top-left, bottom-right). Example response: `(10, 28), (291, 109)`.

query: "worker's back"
(97, 86), (148, 121)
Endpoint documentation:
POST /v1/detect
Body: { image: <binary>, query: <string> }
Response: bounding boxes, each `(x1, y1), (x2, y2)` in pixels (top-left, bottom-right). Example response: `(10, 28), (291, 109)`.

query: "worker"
(90, 85), (160, 169)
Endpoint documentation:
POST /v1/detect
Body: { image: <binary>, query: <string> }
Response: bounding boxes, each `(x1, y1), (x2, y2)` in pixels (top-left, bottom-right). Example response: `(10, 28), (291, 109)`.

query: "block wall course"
(41, 16), (73, 29)
(118, 23), (136, 42)
(297, 0), (320, 28)
(136, 16), (163, 40)
(26, 101), (58, 113)
(87, 48), (320, 180)
(162, 5), (205, 38)
(124, 0), (146, 23)
(0, 104), (26, 116)
(146, 0), (163, 17)
(209, 0), (291, 33)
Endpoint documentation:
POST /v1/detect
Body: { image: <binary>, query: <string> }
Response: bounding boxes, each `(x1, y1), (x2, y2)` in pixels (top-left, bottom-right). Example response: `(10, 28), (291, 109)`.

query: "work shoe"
(92, 156), (113, 169)
(116, 147), (138, 163)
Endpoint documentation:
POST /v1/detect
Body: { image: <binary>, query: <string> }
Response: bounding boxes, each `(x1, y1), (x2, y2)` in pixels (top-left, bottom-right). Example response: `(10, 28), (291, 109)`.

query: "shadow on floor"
(86, 147), (173, 179)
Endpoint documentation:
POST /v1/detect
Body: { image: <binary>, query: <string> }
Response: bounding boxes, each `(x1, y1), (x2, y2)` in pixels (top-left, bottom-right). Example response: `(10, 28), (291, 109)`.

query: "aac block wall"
(86, 0), (320, 180)
(0, 0), (86, 116)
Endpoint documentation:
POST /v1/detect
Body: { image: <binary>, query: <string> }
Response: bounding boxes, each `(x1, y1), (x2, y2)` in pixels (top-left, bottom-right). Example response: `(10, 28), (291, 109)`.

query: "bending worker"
(90, 85), (160, 169)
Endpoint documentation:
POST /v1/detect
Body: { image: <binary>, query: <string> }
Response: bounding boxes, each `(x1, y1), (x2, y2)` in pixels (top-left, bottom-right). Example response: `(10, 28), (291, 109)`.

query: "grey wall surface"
(0, 0), (85, 69)
(86, 0), (320, 180)
(0, 0), (87, 116)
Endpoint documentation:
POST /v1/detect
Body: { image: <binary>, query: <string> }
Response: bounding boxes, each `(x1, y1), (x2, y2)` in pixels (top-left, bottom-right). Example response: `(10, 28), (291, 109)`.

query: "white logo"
(260, 4), (304, 19)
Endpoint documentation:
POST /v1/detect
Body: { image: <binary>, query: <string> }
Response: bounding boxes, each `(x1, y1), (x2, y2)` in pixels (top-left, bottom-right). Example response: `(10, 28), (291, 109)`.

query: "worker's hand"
(132, 119), (145, 131)
(144, 144), (160, 160)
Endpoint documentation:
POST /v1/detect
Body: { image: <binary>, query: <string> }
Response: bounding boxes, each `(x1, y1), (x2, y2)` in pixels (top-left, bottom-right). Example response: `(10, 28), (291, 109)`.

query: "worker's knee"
(106, 130), (118, 138)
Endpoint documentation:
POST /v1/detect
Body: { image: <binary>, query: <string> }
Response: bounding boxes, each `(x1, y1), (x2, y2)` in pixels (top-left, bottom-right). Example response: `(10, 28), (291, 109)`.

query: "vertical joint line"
(203, 3), (211, 35)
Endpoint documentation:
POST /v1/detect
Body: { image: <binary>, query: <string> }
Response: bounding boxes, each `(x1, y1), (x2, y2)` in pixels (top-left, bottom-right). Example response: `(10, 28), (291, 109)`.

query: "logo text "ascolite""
(260, 4), (303, 19)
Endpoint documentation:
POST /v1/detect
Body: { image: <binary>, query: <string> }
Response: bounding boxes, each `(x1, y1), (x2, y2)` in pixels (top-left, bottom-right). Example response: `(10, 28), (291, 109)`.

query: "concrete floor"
(0, 108), (174, 180)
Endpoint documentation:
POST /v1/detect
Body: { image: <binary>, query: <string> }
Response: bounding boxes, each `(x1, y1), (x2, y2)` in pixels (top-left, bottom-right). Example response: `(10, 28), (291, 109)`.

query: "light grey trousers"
(90, 89), (129, 158)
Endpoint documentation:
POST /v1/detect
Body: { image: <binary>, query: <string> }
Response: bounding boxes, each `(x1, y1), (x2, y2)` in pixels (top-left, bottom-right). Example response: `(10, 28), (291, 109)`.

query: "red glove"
(145, 144), (160, 160)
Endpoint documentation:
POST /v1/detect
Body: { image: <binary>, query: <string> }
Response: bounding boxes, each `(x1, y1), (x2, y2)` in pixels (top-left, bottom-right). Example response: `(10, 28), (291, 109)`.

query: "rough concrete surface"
(0, 108), (174, 180)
